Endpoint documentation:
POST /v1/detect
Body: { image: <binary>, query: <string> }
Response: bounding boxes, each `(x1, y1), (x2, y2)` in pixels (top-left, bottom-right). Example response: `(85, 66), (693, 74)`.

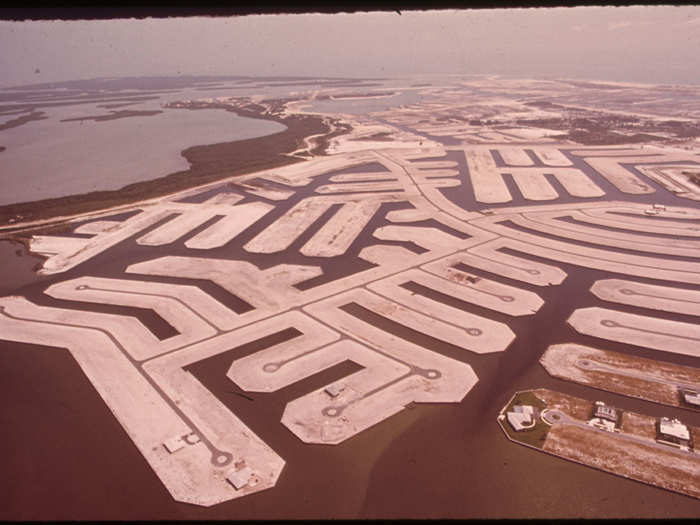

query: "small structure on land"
(506, 404), (536, 431)
(679, 388), (700, 408)
(657, 417), (693, 451)
(587, 401), (620, 432)
(324, 383), (345, 398)
(226, 465), (255, 490)
(163, 435), (186, 454)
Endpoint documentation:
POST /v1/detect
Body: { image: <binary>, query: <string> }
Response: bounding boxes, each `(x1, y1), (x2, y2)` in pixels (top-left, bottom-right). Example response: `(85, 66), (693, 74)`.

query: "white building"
(587, 401), (619, 432)
(506, 404), (536, 431)
(680, 388), (700, 407)
(657, 417), (692, 451)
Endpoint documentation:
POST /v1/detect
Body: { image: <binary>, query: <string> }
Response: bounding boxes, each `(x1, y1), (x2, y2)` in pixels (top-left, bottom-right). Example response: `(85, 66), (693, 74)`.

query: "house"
(679, 388), (700, 408)
(506, 404), (536, 431)
(587, 401), (620, 432)
(657, 417), (693, 451)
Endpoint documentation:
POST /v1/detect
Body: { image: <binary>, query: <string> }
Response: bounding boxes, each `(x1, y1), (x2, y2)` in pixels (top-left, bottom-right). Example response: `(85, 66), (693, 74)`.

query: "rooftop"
(659, 417), (691, 441)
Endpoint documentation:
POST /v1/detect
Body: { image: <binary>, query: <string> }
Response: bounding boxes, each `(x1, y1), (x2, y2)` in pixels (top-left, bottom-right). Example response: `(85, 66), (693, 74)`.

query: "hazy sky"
(2, 6), (700, 88)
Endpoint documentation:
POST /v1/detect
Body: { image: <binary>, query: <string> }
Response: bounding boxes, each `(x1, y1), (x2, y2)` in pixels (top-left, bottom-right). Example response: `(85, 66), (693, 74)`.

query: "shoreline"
(0, 110), (48, 130)
(0, 97), (351, 229)
(60, 109), (163, 123)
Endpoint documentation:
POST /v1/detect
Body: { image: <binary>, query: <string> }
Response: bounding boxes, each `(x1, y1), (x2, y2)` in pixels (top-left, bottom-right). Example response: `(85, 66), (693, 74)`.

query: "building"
(679, 388), (700, 408)
(587, 401), (620, 432)
(226, 466), (254, 490)
(324, 383), (345, 398)
(506, 404), (536, 431)
(657, 417), (693, 451)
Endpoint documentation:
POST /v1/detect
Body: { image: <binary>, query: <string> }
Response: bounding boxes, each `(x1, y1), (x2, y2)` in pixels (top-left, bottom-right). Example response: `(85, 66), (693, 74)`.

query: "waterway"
(1, 76), (699, 519)
(0, 158), (699, 518)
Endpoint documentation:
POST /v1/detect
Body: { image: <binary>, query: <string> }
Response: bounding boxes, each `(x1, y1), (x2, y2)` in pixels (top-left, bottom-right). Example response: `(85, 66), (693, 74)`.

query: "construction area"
(2, 74), (700, 519)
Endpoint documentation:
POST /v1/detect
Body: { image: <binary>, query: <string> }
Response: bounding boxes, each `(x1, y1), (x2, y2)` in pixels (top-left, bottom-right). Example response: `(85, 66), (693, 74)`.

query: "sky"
(1, 6), (700, 88)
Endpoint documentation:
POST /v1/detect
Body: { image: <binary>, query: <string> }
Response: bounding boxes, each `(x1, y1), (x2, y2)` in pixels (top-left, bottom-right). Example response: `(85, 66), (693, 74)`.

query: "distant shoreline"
(59, 109), (163, 123)
(0, 97), (350, 229)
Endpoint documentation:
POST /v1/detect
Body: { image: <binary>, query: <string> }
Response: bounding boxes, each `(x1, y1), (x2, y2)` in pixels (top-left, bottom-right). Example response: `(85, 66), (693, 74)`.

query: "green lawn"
(499, 390), (550, 450)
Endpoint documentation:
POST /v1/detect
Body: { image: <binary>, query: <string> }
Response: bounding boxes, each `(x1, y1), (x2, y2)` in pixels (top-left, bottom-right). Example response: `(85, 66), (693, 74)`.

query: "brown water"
(0, 240), (47, 296)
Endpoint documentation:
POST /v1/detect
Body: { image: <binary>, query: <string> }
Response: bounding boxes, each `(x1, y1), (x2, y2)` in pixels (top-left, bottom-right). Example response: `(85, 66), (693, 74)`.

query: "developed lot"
(499, 389), (700, 500)
(544, 423), (700, 499)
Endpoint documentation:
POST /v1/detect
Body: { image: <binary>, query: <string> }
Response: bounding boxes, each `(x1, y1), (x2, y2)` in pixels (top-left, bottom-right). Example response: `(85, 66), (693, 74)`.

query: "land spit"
(498, 389), (700, 500)
(541, 343), (700, 409)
